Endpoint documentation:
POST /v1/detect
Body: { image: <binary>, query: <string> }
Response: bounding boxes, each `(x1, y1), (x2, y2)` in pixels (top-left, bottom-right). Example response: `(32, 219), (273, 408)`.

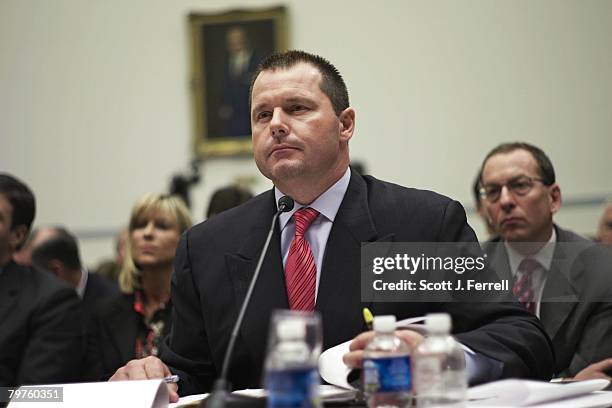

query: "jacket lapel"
(226, 191), (288, 361)
(316, 172), (388, 348)
(484, 240), (514, 282)
(540, 228), (579, 340)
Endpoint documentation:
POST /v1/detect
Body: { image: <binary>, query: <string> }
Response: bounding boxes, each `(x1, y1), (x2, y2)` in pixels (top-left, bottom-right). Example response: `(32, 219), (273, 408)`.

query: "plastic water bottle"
(265, 318), (320, 408)
(413, 313), (467, 407)
(363, 315), (412, 408)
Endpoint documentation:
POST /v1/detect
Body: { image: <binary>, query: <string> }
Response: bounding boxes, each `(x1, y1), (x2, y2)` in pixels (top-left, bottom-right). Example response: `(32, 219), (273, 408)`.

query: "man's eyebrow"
(484, 174), (533, 185)
(251, 102), (269, 112)
(252, 96), (315, 112)
(507, 174), (534, 181)
(284, 96), (312, 104)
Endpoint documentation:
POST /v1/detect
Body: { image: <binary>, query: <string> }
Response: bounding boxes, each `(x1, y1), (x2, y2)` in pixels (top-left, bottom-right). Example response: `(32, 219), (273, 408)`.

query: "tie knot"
(293, 207), (319, 236)
(518, 258), (540, 275)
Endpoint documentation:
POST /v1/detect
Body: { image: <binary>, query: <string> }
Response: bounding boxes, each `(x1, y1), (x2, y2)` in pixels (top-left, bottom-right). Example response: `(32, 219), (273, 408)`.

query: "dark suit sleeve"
(565, 303), (612, 376)
(161, 233), (216, 396)
(562, 246), (612, 376)
(438, 200), (555, 381)
(17, 284), (85, 385)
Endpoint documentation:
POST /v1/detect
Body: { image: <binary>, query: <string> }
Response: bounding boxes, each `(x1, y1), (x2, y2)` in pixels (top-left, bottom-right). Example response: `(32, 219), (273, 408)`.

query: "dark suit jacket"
(82, 272), (118, 316)
(80, 271), (118, 381)
(91, 293), (172, 380)
(484, 226), (612, 376)
(0, 261), (85, 386)
(162, 171), (554, 395)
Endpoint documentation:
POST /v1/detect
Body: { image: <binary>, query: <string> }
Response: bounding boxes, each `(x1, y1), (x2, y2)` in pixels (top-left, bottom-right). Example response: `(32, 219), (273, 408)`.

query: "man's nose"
(499, 186), (516, 211)
(270, 108), (288, 139)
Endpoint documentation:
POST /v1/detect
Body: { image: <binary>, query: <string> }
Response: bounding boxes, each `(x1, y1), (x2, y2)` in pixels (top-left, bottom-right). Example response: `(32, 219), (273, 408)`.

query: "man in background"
(596, 200), (612, 246)
(479, 142), (612, 378)
(13, 226), (59, 266)
(31, 226), (118, 316)
(0, 173), (85, 386)
(206, 184), (253, 219)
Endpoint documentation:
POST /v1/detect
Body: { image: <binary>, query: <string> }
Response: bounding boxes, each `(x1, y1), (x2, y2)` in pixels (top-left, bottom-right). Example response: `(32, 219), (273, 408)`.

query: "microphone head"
(277, 196), (294, 213)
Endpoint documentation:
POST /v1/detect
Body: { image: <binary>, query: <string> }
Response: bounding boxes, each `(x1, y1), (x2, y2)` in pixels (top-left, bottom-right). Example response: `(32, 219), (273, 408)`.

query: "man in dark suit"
(110, 51), (554, 400)
(0, 174), (85, 386)
(478, 142), (612, 379)
(30, 226), (118, 315)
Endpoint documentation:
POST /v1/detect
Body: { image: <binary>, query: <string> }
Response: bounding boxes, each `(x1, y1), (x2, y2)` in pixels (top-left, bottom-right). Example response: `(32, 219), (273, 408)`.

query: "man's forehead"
(0, 193), (11, 212)
(483, 149), (539, 180)
(252, 63), (322, 94)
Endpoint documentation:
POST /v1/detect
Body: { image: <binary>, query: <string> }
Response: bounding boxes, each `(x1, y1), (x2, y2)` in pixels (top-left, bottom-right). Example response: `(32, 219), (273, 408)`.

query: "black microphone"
(202, 196), (294, 408)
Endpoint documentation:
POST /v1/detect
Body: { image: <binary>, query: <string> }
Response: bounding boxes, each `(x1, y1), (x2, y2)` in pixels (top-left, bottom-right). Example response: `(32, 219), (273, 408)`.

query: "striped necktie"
(284, 207), (319, 311)
(513, 258), (540, 314)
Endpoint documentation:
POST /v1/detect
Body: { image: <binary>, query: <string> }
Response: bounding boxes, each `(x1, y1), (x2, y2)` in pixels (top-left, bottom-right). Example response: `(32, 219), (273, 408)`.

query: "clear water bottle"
(265, 318), (320, 408)
(413, 313), (467, 407)
(363, 315), (412, 408)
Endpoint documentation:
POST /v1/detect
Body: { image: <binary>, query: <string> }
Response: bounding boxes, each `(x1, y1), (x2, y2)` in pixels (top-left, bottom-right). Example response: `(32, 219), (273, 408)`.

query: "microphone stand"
(201, 197), (294, 408)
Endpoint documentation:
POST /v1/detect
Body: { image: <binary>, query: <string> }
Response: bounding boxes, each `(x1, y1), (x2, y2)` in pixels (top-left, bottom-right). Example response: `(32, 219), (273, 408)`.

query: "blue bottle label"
(266, 367), (319, 408)
(363, 355), (412, 393)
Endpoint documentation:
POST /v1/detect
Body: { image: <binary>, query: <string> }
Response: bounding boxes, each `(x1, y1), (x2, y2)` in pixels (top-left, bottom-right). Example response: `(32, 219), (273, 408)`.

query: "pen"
(362, 307), (374, 330)
(164, 374), (180, 384)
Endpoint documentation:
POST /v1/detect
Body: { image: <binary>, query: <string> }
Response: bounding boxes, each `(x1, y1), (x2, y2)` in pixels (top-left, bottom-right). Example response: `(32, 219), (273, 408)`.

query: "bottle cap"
(373, 315), (396, 332)
(277, 318), (306, 340)
(426, 313), (451, 333)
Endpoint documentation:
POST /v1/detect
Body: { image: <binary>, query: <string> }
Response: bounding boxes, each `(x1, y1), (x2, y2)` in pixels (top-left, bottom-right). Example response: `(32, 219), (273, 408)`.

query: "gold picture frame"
(189, 6), (289, 157)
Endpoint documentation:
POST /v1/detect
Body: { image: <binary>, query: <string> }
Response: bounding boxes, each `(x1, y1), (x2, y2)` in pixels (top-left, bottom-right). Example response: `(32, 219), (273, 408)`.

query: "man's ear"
(9, 225), (28, 251)
(47, 259), (65, 278)
(549, 183), (562, 214)
(338, 107), (356, 143)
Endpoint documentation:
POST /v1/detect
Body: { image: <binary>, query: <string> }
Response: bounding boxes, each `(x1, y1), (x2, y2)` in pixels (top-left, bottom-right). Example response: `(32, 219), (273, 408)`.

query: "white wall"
(1, 0), (611, 266)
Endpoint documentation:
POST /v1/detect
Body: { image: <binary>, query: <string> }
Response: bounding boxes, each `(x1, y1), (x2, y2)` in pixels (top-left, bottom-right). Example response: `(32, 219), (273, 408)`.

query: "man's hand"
(343, 330), (424, 368)
(573, 358), (612, 381)
(109, 356), (179, 403)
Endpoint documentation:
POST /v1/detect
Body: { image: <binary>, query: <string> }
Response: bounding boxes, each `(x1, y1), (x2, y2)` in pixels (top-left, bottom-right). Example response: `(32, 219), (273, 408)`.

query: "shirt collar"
(275, 167), (351, 231)
(75, 267), (88, 298)
(505, 228), (557, 276)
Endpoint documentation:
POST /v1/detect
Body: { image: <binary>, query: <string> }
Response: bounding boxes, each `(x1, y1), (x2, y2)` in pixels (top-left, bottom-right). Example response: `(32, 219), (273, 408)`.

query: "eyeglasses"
(479, 176), (546, 202)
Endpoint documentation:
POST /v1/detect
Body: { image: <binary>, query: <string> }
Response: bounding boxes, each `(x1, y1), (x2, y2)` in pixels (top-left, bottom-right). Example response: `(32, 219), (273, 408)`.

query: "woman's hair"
(118, 193), (192, 294)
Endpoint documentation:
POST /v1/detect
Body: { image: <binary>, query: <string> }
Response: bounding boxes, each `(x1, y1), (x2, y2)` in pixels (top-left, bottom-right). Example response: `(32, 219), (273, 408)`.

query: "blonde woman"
(92, 193), (192, 379)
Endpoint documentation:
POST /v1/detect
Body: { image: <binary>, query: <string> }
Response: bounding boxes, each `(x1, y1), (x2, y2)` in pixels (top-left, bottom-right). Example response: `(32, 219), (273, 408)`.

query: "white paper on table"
(467, 379), (610, 407)
(8, 379), (168, 408)
(169, 393), (209, 408)
(232, 385), (355, 401)
(521, 391), (612, 408)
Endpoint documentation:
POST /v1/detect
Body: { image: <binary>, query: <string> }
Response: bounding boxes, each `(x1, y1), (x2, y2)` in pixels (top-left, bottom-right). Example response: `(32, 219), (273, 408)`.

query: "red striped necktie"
(513, 258), (540, 314)
(284, 207), (319, 311)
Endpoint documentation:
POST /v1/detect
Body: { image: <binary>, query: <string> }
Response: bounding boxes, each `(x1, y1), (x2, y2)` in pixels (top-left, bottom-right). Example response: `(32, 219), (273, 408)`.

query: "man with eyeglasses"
(479, 142), (612, 380)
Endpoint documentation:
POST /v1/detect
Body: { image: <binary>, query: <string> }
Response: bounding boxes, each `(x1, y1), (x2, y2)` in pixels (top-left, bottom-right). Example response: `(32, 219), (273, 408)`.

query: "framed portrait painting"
(189, 6), (288, 157)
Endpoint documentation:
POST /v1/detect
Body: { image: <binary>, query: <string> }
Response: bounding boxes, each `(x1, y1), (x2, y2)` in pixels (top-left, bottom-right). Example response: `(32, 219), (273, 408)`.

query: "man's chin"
(270, 162), (305, 181)
(501, 227), (529, 243)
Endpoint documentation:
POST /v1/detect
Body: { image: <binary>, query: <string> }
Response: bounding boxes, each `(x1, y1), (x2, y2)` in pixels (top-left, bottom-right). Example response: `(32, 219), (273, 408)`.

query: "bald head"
(14, 226), (65, 266)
